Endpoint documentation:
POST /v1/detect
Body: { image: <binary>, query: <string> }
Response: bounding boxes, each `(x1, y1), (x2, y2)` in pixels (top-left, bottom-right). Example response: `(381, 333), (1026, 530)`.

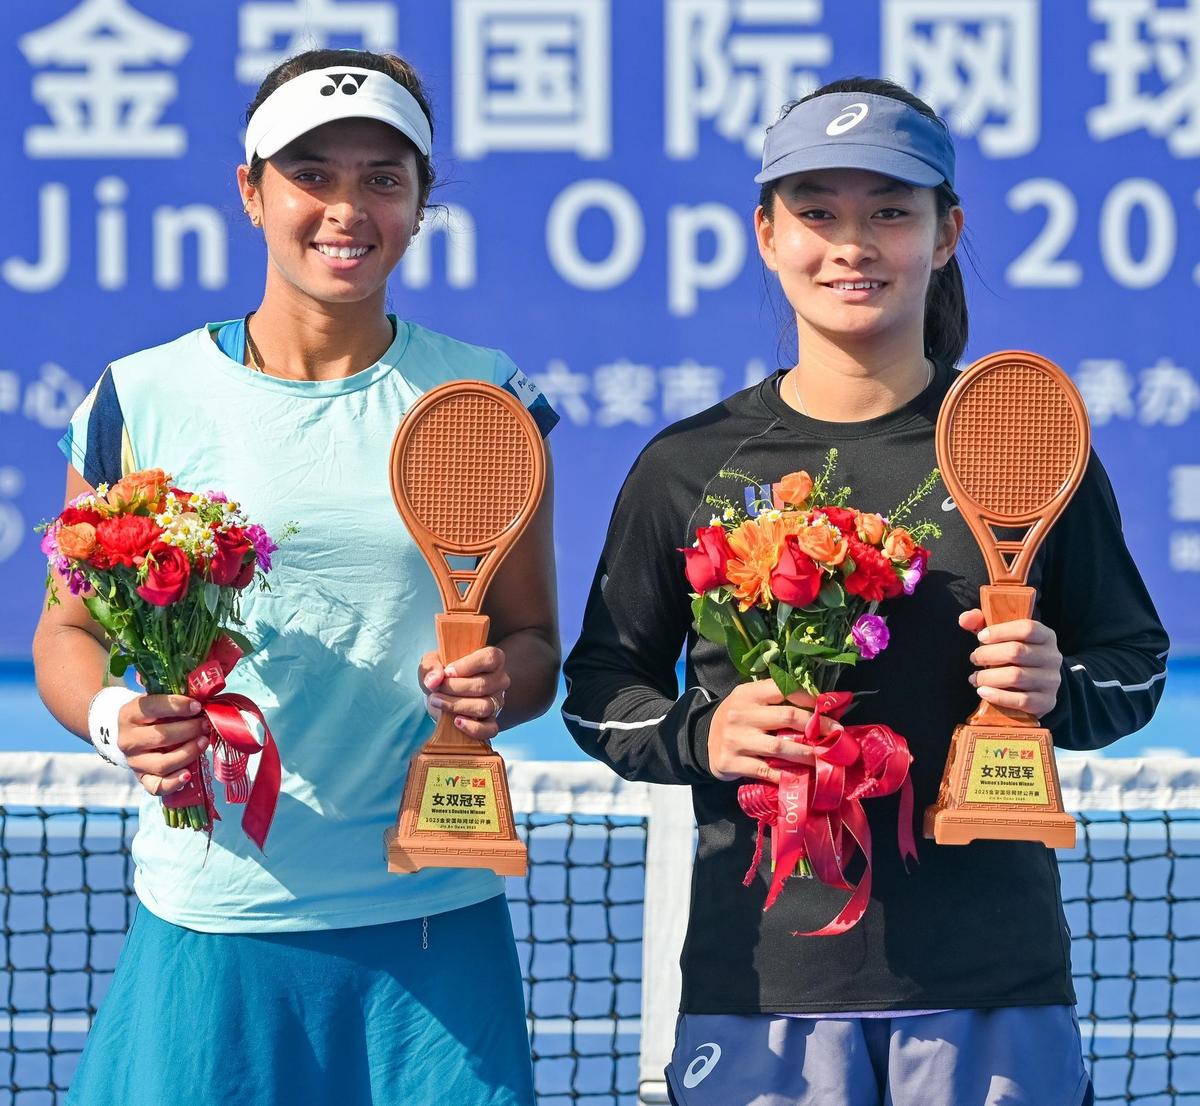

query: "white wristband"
(87, 686), (140, 769)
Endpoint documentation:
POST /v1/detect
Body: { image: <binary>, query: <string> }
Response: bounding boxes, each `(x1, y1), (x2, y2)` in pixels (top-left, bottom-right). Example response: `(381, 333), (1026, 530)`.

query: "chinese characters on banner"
(2, 0), (1198, 660)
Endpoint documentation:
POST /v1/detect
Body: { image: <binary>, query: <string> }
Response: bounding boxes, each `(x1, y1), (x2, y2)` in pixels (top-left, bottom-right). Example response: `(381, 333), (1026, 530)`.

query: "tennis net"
(0, 753), (1196, 1105)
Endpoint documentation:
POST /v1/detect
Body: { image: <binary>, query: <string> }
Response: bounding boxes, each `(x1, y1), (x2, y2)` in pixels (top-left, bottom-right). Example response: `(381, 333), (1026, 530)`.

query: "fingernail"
(424, 672), (439, 689)
(967, 674), (977, 686)
(977, 629), (991, 643)
(198, 736), (209, 750)
(189, 701), (201, 714)
(454, 716), (466, 729)
(428, 695), (446, 711)
(181, 771), (192, 783)
(445, 665), (458, 678)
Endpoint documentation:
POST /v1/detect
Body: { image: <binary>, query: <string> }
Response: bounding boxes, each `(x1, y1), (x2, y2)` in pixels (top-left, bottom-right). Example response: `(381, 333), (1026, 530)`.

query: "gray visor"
(756, 92), (955, 189)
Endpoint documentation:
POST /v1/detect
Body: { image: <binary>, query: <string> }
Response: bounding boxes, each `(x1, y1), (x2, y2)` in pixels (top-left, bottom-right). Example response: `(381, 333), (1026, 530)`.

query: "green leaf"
(774, 602), (793, 631)
(742, 639), (775, 674)
(203, 582), (220, 616)
(818, 579), (845, 609)
(108, 648), (131, 678)
(691, 595), (730, 647)
(786, 639), (844, 658)
(82, 595), (121, 638)
(739, 606), (769, 642)
(822, 651), (860, 665)
(768, 662), (801, 698)
(725, 625), (753, 678)
(223, 628), (255, 656)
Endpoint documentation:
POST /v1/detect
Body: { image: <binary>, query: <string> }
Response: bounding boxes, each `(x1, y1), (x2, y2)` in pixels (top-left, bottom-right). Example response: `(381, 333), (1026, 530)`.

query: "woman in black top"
(563, 78), (1168, 1106)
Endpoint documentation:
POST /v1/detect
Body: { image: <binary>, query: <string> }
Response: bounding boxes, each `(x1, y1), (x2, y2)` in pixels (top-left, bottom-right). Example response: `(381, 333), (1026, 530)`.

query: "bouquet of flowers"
(40, 468), (290, 848)
(683, 449), (941, 934)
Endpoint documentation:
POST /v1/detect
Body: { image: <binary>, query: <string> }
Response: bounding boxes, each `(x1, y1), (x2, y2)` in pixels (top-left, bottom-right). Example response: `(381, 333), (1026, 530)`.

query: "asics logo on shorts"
(321, 72), (368, 96)
(682, 1042), (722, 1088)
(826, 103), (869, 136)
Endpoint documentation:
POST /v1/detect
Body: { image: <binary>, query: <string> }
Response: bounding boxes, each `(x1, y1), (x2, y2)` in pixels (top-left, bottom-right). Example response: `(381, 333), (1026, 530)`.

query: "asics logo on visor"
(321, 72), (367, 96)
(826, 102), (870, 136)
(682, 1042), (722, 1088)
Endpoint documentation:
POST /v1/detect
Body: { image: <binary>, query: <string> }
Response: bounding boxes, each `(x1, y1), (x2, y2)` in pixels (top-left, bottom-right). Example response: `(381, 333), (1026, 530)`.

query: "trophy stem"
(427, 613), (492, 754)
(968, 584), (1039, 728)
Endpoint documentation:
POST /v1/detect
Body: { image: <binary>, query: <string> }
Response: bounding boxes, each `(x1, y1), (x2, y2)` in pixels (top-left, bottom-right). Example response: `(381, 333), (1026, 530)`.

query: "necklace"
(242, 312), (398, 378)
(243, 311), (265, 374)
(789, 358), (934, 417)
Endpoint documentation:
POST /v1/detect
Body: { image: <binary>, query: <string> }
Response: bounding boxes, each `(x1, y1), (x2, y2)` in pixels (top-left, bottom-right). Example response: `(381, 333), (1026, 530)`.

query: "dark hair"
(244, 49), (436, 210)
(758, 77), (969, 368)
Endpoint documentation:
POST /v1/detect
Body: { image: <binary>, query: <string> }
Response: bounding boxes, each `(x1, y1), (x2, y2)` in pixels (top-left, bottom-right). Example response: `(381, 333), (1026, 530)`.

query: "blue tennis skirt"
(66, 895), (534, 1106)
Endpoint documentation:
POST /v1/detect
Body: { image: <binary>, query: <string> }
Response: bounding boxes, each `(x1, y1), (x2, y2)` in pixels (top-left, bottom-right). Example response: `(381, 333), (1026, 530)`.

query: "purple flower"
(245, 524), (279, 572)
(66, 569), (88, 596)
(900, 549), (929, 596)
(39, 526), (60, 560)
(206, 491), (229, 504)
(851, 613), (890, 660)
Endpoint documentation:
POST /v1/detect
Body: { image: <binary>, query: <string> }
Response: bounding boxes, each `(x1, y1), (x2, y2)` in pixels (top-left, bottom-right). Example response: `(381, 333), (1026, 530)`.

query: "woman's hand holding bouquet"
(684, 450), (941, 934)
(40, 468), (292, 847)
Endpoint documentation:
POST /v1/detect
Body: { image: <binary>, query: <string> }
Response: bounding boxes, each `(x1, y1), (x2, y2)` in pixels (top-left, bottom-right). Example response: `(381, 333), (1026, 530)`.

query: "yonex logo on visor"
(321, 72), (367, 96)
(244, 65), (432, 163)
(826, 103), (869, 136)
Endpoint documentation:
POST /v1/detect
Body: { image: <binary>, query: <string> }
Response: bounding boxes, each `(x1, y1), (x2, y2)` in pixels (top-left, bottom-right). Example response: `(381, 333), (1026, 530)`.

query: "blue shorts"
(667, 1007), (1092, 1106)
(66, 896), (534, 1106)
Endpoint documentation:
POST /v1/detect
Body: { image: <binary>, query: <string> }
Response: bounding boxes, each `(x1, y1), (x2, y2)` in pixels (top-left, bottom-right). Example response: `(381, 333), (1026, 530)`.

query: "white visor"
(244, 65), (432, 164)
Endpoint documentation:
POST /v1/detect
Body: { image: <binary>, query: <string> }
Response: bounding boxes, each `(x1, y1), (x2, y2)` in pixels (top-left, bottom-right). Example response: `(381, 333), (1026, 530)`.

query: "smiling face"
(755, 167), (962, 360)
(238, 116), (423, 308)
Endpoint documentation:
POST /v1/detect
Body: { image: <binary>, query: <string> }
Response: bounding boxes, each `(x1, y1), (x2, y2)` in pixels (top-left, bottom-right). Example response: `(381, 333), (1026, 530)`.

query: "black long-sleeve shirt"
(563, 367), (1169, 1014)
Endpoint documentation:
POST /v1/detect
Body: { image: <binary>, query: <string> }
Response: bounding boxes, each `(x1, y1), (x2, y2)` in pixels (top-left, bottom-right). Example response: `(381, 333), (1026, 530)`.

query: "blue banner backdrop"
(1, 0), (1198, 661)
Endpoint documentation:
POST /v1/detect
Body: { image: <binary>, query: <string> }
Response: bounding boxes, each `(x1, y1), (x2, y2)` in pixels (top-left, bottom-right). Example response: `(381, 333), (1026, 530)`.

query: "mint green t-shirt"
(60, 320), (557, 933)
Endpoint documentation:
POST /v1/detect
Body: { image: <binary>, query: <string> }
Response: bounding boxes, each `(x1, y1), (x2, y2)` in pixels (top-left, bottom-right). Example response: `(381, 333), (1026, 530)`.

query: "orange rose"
(106, 468), (171, 514)
(56, 522), (97, 561)
(795, 522), (848, 566)
(883, 527), (917, 561)
(775, 470), (814, 506)
(855, 512), (886, 545)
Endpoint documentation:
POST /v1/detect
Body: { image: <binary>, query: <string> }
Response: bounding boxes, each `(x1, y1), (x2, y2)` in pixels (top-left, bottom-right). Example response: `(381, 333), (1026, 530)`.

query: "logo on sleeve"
(504, 367), (542, 410)
(826, 103), (869, 136)
(682, 1042), (722, 1088)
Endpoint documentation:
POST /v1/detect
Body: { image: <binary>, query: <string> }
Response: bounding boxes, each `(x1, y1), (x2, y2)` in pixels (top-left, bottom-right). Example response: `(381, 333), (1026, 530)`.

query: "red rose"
(136, 542), (192, 607)
(59, 506), (103, 528)
(769, 535), (822, 607)
(815, 506), (857, 534)
(682, 525), (734, 593)
(844, 539), (903, 602)
(94, 515), (163, 569)
(230, 558), (256, 590)
(206, 525), (253, 588)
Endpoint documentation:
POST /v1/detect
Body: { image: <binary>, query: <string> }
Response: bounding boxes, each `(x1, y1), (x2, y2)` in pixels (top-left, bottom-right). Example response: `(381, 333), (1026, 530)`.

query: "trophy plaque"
(924, 351), (1089, 849)
(385, 380), (546, 877)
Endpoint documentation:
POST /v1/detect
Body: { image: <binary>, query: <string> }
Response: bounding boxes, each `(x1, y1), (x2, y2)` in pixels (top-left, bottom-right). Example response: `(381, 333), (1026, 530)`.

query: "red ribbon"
(161, 634), (281, 851)
(737, 690), (918, 936)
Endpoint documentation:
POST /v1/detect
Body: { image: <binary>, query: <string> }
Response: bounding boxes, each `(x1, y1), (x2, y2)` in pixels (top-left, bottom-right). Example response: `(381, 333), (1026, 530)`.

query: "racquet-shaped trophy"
(385, 380), (545, 877)
(924, 351), (1089, 848)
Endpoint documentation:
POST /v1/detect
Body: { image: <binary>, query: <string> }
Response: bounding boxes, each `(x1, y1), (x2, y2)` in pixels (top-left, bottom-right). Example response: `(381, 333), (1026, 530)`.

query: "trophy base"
(385, 748), (528, 878)
(924, 722), (1077, 849)
(384, 825), (528, 876)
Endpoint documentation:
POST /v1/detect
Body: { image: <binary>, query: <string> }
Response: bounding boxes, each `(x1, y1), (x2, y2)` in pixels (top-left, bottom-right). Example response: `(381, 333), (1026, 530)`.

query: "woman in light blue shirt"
(35, 48), (558, 1106)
